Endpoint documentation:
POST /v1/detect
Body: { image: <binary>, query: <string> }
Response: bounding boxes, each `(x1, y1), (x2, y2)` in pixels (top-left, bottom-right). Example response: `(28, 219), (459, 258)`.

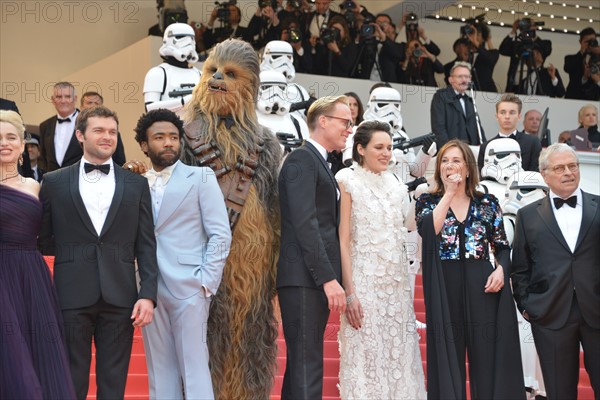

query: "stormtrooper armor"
(260, 40), (312, 121)
(480, 138), (523, 184)
(144, 23), (201, 112)
(256, 70), (308, 153)
(501, 171), (548, 217)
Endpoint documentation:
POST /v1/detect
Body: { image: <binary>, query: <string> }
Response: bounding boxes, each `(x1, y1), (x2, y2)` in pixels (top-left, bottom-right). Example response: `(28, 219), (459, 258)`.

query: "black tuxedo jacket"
(38, 114), (126, 172)
(471, 47), (499, 92)
(277, 141), (341, 289)
(564, 51), (586, 99)
(354, 38), (402, 82)
(511, 192), (600, 330)
(39, 161), (158, 310)
(430, 86), (486, 147)
(516, 67), (566, 98)
(477, 131), (542, 173)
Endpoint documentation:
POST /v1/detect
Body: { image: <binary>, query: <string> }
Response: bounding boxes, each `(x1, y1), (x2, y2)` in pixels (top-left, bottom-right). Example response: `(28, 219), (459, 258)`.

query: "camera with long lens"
(517, 18), (544, 40)
(588, 38), (599, 51)
(215, 0), (236, 23)
(340, 0), (356, 24)
(412, 48), (423, 58)
(406, 13), (418, 32)
(288, 27), (302, 43)
(321, 27), (341, 44)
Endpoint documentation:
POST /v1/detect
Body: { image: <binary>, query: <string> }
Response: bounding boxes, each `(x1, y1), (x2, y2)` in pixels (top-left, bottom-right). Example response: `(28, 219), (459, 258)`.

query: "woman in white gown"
(336, 121), (426, 399)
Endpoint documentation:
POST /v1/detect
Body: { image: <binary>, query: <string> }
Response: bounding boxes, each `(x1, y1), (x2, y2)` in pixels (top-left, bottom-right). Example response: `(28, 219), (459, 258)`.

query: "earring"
(18, 154), (23, 166)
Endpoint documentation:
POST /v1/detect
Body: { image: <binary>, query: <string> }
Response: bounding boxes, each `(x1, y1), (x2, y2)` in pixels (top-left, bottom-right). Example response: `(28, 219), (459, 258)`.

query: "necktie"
(553, 196), (577, 209)
(57, 117), (71, 124)
(84, 163), (110, 174)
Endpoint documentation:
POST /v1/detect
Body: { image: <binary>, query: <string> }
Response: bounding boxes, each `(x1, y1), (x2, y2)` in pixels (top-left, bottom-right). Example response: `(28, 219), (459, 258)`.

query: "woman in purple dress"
(0, 110), (75, 399)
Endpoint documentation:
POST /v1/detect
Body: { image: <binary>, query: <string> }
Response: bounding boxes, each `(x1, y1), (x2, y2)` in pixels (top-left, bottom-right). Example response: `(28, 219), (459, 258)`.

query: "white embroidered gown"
(336, 164), (426, 399)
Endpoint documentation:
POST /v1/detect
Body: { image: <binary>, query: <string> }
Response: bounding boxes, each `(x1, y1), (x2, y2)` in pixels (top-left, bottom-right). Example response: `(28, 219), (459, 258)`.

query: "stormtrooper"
(143, 22), (201, 112)
(478, 137), (524, 200)
(260, 41), (313, 121)
(343, 87), (436, 184)
(256, 70), (309, 154)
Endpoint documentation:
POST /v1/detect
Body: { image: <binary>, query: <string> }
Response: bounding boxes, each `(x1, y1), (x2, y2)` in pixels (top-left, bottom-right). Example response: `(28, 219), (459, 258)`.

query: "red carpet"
(42, 257), (593, 399)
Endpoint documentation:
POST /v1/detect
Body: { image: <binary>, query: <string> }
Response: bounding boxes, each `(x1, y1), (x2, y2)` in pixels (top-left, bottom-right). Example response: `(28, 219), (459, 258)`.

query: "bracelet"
(346, 293), (356, 304)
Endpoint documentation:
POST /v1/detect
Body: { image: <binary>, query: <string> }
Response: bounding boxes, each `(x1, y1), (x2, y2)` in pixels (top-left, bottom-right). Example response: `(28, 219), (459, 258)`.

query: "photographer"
(353, 13), (403, 82)
(280, 17), (314, 73)
(322, 16), (358, 77)
(399, 12), (441, 57)
(203, 2), (249, 49)
(499, 18), (552, 92)
(462, 21), (499, 92)
(399, 39), (443, 87)
(564, 27), (600, 100)
(247, 0), (282, 50)
(515, 44), (565, 97)
(337, 0), (375, 42)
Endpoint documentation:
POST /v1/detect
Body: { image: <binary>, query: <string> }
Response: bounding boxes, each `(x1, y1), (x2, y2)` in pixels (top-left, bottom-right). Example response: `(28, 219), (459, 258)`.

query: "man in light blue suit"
(133, 109), (231, 399)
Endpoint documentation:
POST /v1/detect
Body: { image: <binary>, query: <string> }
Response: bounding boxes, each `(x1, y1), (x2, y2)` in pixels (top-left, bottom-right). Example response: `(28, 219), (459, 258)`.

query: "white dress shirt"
(549, 188), (582, 253)
(79, 157), (116, 236)
(54, 110), (78, 166)
(307, 138), (339, 199)
(453, 89), (467, 115)
(145, 161), (177, 223)
(309, 11), (329, 38)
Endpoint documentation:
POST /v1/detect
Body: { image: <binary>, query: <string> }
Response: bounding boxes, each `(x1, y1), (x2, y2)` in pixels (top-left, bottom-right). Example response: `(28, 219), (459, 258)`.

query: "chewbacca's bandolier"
(182, 110), (281, 400)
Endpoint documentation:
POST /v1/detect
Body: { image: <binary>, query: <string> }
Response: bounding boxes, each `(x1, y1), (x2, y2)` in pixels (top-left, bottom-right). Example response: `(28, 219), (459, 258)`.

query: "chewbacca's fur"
(181, 39), (281, 399)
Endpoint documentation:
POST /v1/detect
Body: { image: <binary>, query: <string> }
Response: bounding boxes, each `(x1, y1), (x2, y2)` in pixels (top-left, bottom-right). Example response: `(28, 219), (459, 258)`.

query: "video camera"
(215, 0), (236, 23)
(276, 132), (303, 152)
(359, 17), (376, 42)
(517, 18), (544, 41)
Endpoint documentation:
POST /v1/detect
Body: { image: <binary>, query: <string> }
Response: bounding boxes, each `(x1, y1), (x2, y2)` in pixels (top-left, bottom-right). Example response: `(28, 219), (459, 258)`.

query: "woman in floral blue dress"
(415, 139), (525, 399)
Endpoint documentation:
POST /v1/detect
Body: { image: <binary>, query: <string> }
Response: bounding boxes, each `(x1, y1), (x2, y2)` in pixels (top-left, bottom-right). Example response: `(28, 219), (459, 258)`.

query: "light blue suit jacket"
(154, 161), (231, 299)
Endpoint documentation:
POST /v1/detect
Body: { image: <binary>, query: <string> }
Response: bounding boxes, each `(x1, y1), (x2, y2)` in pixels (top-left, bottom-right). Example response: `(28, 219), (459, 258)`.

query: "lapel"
(304, 141), (340, 221)
(43, 117), (58, 164)
(574, 191), (598, 251)
(537, 195), (571, 253)
(63, 129), (82, 163)
(99, 164), (124, 238)
(69, 161), (98, 237)
(155, 163), (193, 232)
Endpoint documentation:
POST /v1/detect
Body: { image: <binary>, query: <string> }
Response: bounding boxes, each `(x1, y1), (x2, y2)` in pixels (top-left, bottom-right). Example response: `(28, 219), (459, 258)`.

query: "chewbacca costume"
(181, 39), (282, 399)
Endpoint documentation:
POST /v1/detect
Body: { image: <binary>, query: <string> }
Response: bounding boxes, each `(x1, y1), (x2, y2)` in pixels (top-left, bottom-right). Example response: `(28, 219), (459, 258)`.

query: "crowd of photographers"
(152, 0), (600, 100)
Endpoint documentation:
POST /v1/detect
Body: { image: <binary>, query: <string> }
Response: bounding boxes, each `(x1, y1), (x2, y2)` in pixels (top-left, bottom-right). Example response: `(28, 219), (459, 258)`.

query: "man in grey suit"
(277, 95), (350, 399)
(133, 109), (231, 399)
(512, 143), (600, 399)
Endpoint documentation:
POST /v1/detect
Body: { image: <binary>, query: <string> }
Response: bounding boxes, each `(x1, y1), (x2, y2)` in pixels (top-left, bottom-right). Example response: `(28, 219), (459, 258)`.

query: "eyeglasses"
(324, 115), (354, 129)
(546, 163), (579, 174)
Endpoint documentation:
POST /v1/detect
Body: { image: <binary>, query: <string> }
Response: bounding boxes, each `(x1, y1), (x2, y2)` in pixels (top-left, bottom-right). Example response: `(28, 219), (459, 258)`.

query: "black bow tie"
(219, 115), (235, 129)
(84, 163), (110, 175)
(456, 93), (468, 100)
(57, 117), (71, 124)
(553, 196), (577, 209)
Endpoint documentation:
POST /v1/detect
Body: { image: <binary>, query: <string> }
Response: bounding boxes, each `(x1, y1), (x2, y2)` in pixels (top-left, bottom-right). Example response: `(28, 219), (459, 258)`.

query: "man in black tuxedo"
(25, 134), (45, 182)
(478, 94), (542, 172)
(39, 82), (125, 172)
(499, 18), (552, 93)
(431, 62), (486, 147)
(564, 27), (600, 100)
(512, 144), (600, 400)
(516, 45), (565, 97)
(277, 95), (349, 399)
(39, 106), (158, 400)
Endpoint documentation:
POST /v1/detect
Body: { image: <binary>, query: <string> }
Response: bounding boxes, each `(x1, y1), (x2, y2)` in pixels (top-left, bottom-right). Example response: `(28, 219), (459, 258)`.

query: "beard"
(148, 147), (181, 169)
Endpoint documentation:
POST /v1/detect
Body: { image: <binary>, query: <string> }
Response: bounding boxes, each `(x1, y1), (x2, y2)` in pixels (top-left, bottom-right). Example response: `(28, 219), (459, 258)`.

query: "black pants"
(443, 259), (502, 400)
(532, 293), (600, 400)
(278, 286), (330, 400)
(62, 298), (134, 400)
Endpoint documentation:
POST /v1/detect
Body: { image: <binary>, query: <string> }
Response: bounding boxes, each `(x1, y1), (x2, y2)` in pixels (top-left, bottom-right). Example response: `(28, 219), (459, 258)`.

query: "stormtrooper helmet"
(257, 70), (291, 116)
(159, 23), (199, 63)
(501, 171), (548, 215)
(480, 138), (523, 183)
(261, 41), (296, 82)
(363, 87), (403, 131)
